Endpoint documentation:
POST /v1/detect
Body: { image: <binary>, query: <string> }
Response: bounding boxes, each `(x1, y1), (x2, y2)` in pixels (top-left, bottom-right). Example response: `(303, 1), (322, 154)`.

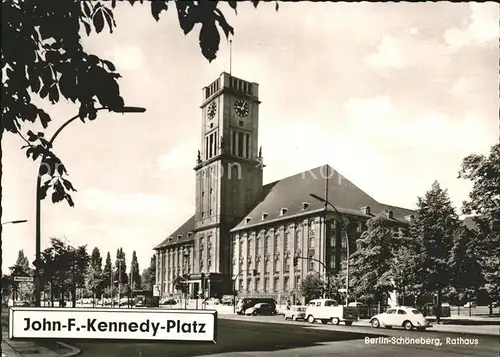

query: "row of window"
(205, 131), (219, 160)
(205, 78), (221, 99)
(231, 130), (251, 158)
(230, 77), (253, 95)
(234, 228), (317, 259)
(235, 254), (315, 274)
(236, 275), (299, 293)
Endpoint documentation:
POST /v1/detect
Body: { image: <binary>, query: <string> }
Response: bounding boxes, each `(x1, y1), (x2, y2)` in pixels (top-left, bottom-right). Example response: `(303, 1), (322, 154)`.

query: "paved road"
(66, 315), (497, 357)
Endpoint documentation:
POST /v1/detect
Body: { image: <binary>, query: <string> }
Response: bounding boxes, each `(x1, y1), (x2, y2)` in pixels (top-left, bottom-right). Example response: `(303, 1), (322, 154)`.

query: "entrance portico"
(186, 273), (226, 299)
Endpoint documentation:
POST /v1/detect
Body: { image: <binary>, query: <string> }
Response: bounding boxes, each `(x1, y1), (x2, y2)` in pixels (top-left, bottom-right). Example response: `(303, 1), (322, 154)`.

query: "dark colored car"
(245, 303), (277, 316)
(236, 298), (277, 315)
(161, 298), (177, 306)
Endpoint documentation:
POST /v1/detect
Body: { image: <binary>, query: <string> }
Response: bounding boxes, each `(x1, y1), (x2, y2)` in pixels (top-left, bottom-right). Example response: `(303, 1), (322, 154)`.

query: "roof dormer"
(280, 208), (288, 216)
(245, 217), (252, 224)
(187, 232), (193, 239)
(386, 210), (394, 219)
(261, 213), (268, 220)
(404, 214), (413, 222)
(177, 234), (183, 240)
(360, 206), (371, 215)
(301, 202), (310, 210)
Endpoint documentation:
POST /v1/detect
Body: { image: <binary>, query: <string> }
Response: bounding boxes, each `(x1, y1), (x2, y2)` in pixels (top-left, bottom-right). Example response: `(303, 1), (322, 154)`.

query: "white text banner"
(9, 307), (217, 342)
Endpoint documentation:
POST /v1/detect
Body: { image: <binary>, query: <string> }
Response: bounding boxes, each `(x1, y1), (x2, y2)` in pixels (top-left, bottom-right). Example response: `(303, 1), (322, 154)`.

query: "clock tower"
(193, 72), (263, 295)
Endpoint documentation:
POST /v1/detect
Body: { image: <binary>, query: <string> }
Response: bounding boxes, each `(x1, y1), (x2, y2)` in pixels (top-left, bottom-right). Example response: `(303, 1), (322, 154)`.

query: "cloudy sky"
(2, 2), (498, 272)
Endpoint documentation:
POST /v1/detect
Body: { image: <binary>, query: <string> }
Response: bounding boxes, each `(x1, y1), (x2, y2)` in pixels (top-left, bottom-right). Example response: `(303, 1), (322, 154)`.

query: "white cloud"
(365, 36), (405, 69)
(444, 3), (499, 48)
(156, 140), (198, 171)
(343, 95), (484, 151)
(81, 188), (176, 217)
(104, 45), (144, 71)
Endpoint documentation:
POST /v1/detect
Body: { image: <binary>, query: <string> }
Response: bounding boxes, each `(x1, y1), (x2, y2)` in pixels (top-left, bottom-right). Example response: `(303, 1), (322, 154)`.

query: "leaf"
(275, 1), (279, 11)
(176, 2), (199, 35)
(251, 0), (259, 8)
(57, 162), (67, 176)
(82, 1), (93, 17)
(215, 9), (234, 39)
(65, 193), (75, 208)
(27, 130), (38, 142)
(102, 60), (116, 72)
(83, 21), (92, 36)
(102, 7), (116, 33)
(199, 22), (220, 62)
(151, 0), (169, 21)
(62, 178), (77, 192)
(228, 1), (238, 13)
(39, 85), (50, 99)
(48, 85), (60, 104)
(30, 76), (41, 93)
(39, 181), (51, 200)
(111, 0), (117, 8)
(38, 109), (51, 128)
(51, 182), (65, 204)
(93, 9), (105, 34)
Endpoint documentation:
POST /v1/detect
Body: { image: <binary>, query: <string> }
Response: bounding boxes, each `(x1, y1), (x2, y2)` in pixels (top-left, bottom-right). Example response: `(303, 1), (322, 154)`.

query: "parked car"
(305, 299), (358, 326)
(370, 306), (432, 331)
(464, 301), (477, 308)
(160, 298), (177, 306)
(284, 306), (306, 321)
(245, 303), (277, 316)
(221, 296), (234, 306)
(348, 302), (370, 319)
(236, 298), (276, 315)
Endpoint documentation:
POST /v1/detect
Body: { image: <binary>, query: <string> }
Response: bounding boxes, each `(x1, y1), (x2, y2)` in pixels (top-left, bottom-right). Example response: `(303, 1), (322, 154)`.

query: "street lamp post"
(232, 269), (256, 313)
(1, 220), (28, 225)
(33, 106), (146, 307)
(310, 193), (350, 306)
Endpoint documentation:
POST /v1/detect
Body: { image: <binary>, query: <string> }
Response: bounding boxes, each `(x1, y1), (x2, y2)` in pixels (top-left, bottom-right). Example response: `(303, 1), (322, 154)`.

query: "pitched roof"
(154, 215), (195, 250)
(231, 164), (414, 231)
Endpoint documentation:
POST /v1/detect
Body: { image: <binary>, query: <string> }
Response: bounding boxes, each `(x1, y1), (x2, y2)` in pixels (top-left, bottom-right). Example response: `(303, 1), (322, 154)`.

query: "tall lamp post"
(33, 106), (146, 307)
(310, 193), (350, 306)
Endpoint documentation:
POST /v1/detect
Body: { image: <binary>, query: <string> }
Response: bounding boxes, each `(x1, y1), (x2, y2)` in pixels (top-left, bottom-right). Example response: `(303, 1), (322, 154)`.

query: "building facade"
(154, 73), (414, 303)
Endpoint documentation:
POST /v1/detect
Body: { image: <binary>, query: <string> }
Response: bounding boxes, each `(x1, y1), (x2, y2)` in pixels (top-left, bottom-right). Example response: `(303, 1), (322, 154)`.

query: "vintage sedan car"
(370, 306), (432, 331)
(284, 306), (307, 321)
(245, 303), (277, 316)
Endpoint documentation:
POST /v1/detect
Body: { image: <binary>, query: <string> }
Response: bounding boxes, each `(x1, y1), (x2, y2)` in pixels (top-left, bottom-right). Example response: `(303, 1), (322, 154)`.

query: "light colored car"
(464, 301), (477, 308)
(284, 306), (306, 321)
(370, 306), (432, 331)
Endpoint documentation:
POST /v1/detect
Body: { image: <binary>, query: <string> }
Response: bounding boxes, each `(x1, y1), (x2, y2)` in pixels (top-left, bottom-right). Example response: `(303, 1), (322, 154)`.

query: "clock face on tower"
(234, 99), (249, 118)
(207, 101), (217, 120)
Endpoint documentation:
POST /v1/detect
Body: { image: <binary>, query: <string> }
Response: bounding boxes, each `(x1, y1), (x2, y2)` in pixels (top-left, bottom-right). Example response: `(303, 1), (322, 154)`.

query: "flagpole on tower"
(229, 39), (233, 75)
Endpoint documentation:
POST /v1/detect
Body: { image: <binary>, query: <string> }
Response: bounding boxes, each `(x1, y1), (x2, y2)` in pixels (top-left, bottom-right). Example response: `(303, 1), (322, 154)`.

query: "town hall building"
(153, 72), (414, 304)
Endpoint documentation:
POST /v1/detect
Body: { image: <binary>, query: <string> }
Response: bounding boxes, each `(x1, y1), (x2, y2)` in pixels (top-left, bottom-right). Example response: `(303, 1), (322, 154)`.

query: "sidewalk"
(1, 313), (80, 357)
(355, 319), (499, 336)
(425, 315), (500, 325)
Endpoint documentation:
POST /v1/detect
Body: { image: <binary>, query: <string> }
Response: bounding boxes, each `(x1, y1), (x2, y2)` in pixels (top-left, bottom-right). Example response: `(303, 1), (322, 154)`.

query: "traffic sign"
(13, 276), (33, 282)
